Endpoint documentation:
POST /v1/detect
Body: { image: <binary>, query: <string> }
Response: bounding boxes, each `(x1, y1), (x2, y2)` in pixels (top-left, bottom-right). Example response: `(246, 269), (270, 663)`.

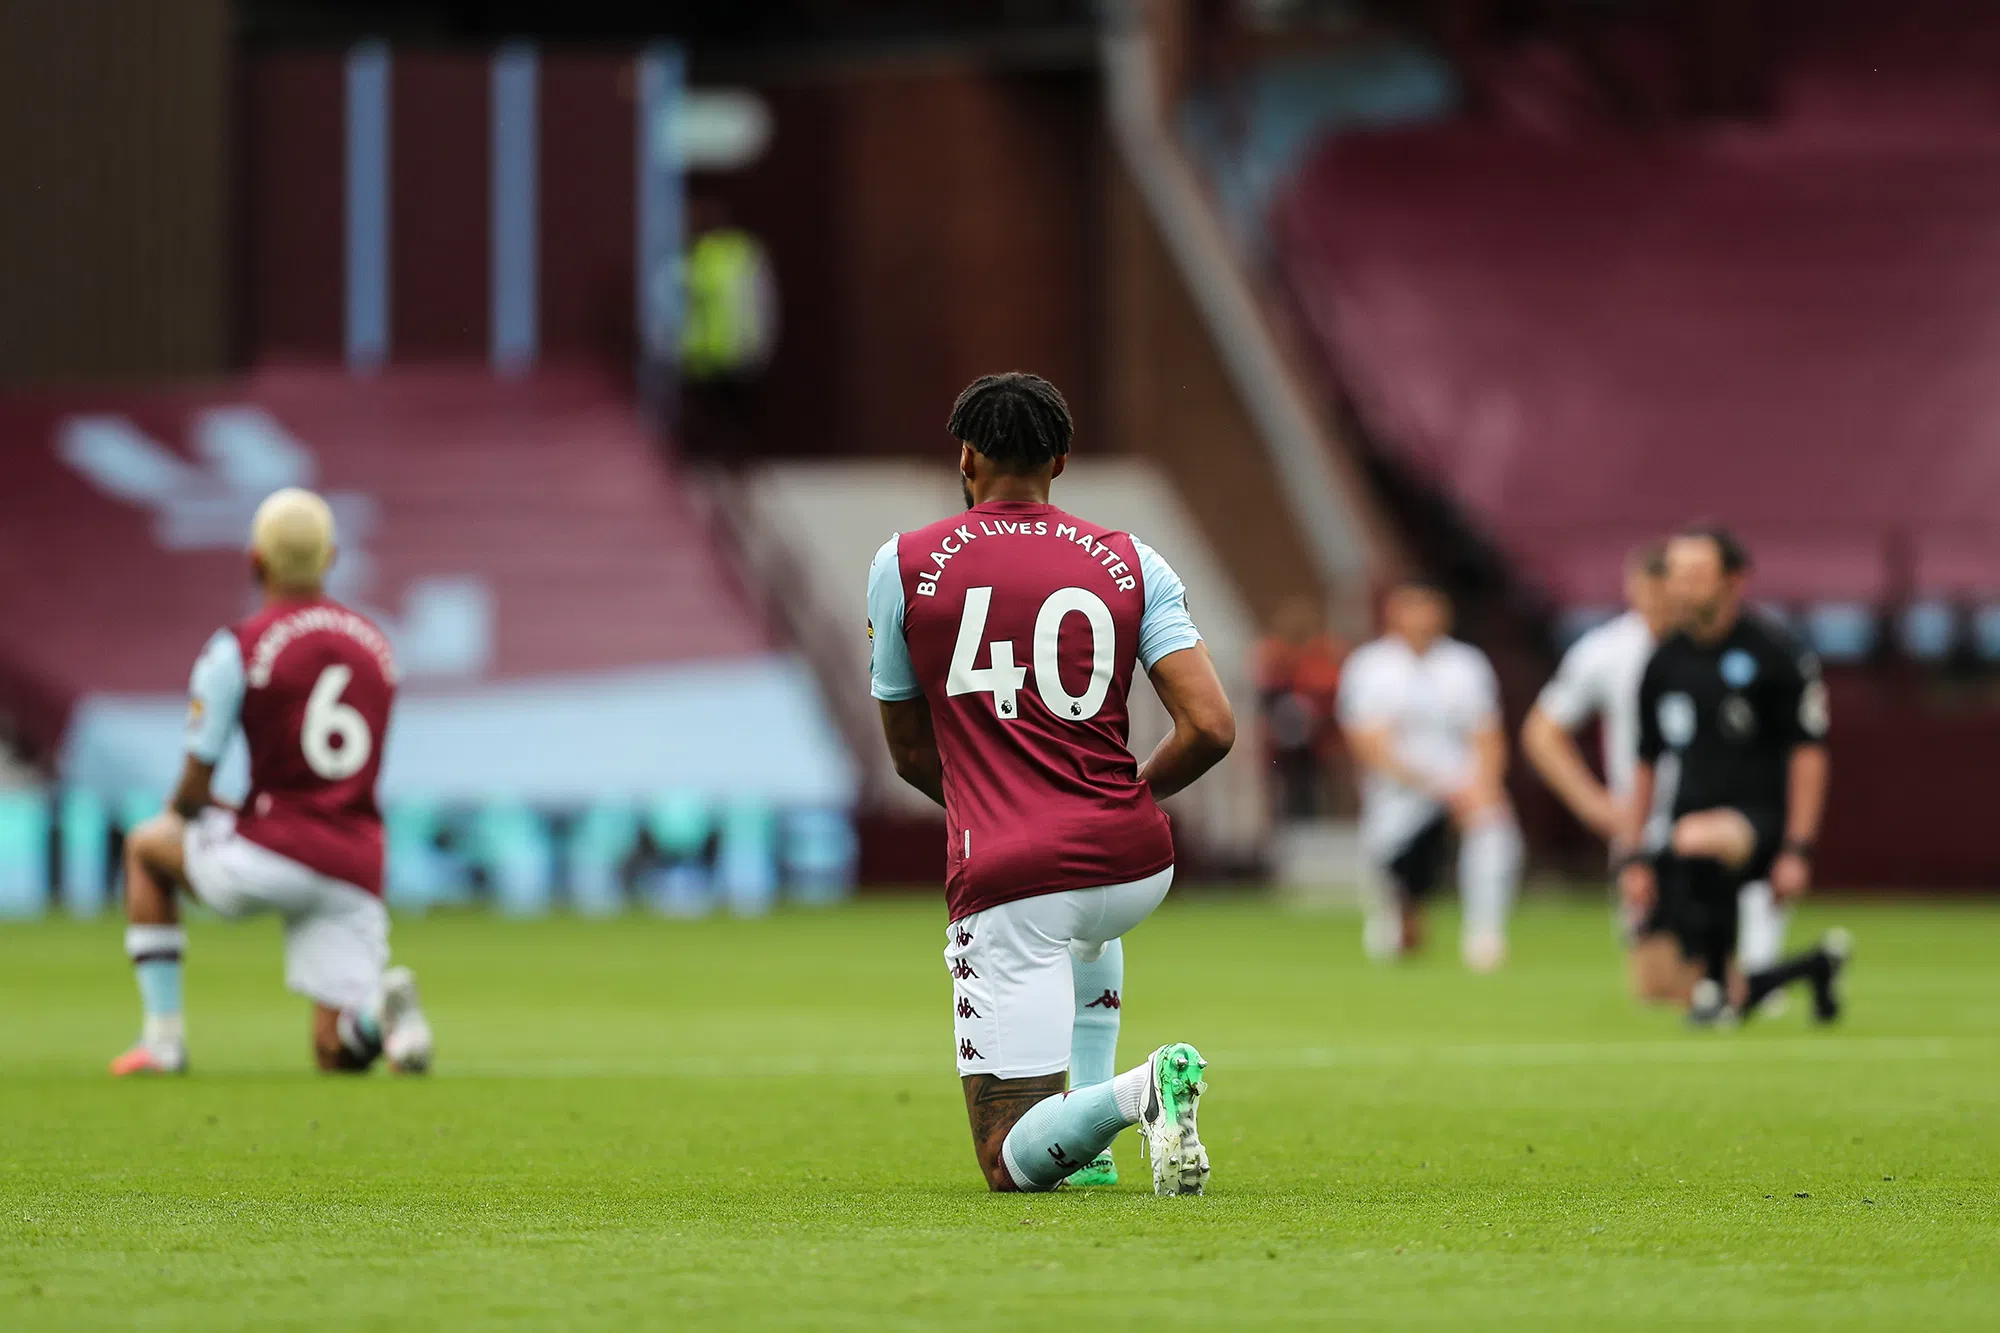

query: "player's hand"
(1618, 860), (1656, 916)
(1443, 781), (1503, 827)
(1770, 851), (1812, 901)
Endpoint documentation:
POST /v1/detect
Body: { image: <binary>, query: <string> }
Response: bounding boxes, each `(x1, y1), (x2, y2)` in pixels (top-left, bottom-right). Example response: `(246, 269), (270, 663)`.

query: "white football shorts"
(183, 809), (389, 1012)
(945, 866), (1173, 1079)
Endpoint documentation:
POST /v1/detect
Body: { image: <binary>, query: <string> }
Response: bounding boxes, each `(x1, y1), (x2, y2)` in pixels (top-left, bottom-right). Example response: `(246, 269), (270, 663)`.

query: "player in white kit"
(1520, 544), (1789, 1004)
(1337, 579), (1522, 970)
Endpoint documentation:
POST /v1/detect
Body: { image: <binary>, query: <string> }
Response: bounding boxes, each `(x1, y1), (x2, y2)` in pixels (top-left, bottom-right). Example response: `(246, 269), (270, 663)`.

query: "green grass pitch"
(2, 895), (1996, 1330)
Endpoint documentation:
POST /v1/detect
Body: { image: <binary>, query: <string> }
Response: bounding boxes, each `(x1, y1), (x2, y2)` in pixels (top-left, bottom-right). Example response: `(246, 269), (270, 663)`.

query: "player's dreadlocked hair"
(947, 372), (1073, 474)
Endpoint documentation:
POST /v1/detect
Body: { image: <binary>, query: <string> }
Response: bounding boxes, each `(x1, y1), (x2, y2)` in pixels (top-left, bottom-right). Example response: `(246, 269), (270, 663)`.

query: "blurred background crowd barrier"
(1, 0), (1995, 914)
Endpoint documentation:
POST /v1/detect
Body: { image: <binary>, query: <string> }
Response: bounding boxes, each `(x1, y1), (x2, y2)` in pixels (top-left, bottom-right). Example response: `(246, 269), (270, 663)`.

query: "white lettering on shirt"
(246, 606), (397, 688)
(912, 520), (1136, 594)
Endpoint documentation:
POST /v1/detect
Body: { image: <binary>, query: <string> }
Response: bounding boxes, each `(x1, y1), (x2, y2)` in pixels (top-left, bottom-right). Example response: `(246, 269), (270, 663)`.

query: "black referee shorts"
(1639, 805), (1783, 963)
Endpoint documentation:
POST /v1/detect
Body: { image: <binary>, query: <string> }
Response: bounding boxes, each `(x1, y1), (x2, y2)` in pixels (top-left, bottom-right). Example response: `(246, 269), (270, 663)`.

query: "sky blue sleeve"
(867, 536), (921, 702)
(186, 629), (245, 763)
(1132, 537), (1203, 670)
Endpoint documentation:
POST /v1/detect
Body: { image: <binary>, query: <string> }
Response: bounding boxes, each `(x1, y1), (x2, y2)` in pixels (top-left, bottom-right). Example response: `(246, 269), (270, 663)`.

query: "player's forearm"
(1472, 724), (1508, 791)
(1141, 644), (1235, 800)
(1619, 764), (1655, 851)
(1343, 728), (1432, 795)
(168, 758), (217, 821)
(890, 749), (947, 807)
(1521, 711), (1613, 829)
(878, 699), (947, 808)
(1140, 714), (1235, 800)
(1785, 745), (1828, 845)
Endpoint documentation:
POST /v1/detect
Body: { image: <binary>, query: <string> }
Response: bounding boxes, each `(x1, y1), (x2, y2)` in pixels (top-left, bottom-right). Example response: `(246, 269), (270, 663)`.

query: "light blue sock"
(1000, 1081), (1134, 1191)
(135, 959), (183, 1018)
(1070, 938), (1122, 1088)
(125, 924), (187, 1048)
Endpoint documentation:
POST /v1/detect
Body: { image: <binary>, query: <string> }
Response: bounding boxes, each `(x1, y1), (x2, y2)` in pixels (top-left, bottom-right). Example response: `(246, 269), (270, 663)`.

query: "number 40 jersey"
(186, 597), (398, 896)
(868, 500), (1203, 924)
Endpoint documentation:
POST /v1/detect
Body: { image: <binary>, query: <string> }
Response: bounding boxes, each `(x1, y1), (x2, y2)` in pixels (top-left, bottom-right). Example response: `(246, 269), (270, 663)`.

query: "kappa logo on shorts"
(950, 958), (978, 981)
(956, 995), (981, 1019)
(959, 1038), (984, 1062)
(1084, 989), (1121, 1010)
(953, 925), (974, 947)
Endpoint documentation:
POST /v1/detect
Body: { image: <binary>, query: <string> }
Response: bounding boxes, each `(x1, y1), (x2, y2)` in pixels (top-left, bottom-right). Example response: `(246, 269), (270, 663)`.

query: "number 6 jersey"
(186, 597), (398, 895)
(868, 500), (1202, 922)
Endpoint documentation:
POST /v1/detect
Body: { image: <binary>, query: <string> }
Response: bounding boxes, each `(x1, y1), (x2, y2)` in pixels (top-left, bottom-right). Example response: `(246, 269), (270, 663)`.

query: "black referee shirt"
(1637, 609), (1829, 817)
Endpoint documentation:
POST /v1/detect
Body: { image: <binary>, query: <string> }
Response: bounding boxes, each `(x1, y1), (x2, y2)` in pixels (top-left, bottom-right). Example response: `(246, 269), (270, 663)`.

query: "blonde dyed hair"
(250, 488), (335, 590)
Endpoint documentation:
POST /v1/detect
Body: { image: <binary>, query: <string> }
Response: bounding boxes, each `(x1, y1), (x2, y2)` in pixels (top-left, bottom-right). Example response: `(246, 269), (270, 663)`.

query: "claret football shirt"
(868, 501), (1201, 922)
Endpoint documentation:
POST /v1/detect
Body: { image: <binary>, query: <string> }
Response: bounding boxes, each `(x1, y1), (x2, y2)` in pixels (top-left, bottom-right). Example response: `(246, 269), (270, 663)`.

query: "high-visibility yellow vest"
(681, 228), (775, 378)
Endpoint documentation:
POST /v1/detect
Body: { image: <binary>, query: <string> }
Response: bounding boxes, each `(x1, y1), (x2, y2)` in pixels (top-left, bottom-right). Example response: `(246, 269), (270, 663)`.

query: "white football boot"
(379, 966), (434, 1074)
(1137, 1043), (1210, 1196)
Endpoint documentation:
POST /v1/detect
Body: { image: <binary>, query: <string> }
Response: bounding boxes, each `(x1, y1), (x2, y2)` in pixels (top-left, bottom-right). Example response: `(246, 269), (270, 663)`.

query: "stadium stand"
(0, 366), (854, 808)
(1271, 2), (2000, 623)
(1143, 0), (2000, 886)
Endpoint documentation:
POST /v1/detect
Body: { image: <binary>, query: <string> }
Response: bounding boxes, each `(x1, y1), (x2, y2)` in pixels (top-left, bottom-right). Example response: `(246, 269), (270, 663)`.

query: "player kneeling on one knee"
(1614, 525), (1847, 1027)
(1338, 579), (1522, 971)
(869, 373), (1233, 1193)
(112, 488), (432, 1077)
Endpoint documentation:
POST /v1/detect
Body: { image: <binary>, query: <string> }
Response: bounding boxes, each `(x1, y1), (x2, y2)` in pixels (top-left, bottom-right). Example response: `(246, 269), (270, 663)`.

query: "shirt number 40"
(947, 586), (1115, 722)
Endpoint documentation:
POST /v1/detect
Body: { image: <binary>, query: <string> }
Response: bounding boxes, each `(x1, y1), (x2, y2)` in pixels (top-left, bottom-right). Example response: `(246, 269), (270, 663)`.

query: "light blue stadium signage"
(0, 789), (856, 920)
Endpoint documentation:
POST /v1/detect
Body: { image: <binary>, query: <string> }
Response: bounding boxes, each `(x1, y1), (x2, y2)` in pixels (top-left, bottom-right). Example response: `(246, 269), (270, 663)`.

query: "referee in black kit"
(1617, 525), (1850, 1026)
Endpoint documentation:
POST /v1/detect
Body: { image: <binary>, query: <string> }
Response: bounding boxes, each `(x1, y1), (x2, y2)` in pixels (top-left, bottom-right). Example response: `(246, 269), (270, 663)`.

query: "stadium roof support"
(1099, 18), (1397, 628)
